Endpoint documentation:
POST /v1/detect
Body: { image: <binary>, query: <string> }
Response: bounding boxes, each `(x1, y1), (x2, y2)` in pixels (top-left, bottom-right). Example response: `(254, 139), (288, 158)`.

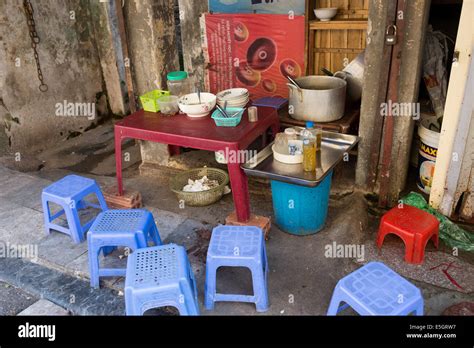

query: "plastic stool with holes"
(327, 262), (424, 316)
(205, 225), (269, 312)
(377, 205), (439, 264)
(124, 244), (199, 316)
(42, 175), (108, 244)
(87, 209), (162, 288)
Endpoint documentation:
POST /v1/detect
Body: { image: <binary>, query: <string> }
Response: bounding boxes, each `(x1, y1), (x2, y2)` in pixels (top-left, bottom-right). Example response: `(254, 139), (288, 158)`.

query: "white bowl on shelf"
(314, 8), (338, 22)
(178, 92), (217, 118)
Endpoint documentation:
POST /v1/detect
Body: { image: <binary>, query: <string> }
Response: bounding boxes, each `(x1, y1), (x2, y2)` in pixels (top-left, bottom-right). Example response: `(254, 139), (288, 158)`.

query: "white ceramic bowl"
(178, 93), (217, 118)
(217, 88), (249, 102)
(217, 98), (249, 108)
(314, 8), (338, 21)
(272, 145), (303, 165)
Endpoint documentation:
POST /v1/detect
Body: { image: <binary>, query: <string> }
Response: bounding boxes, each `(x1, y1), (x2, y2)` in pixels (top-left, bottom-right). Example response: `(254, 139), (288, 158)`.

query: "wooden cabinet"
(306, 0), (369, 75)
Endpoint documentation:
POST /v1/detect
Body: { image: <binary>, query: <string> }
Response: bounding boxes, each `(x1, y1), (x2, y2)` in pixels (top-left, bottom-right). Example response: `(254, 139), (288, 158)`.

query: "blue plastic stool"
(42, 175), (108, 244)
(87, 209), (162, 288)
(205, 226), (269, 312)
(327, 262), (424, 316)
(125, 244), (199, 316)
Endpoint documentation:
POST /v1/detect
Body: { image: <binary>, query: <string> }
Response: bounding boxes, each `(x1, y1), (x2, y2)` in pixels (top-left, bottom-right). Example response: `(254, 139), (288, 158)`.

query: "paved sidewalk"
(18, 299), (69, 316)
(1, 164), (471, 315)
(0, 281), (37, 316)
(0, 164), (372, 315)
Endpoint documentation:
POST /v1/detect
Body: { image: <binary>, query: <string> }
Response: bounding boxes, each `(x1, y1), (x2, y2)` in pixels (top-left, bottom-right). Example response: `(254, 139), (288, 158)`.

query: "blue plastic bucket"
(271, 171), (333, 236)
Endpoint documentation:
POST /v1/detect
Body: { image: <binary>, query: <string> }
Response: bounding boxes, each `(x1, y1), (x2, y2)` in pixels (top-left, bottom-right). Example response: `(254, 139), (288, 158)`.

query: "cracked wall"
(0, 0), (109, 155)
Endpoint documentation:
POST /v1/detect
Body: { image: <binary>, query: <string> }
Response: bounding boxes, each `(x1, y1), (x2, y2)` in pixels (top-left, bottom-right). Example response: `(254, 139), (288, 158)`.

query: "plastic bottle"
(303, 121), (316, 172)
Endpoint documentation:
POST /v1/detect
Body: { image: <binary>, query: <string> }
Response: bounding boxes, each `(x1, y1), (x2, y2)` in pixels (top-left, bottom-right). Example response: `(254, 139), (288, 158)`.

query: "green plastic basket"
(170, 168), (229, 207)
(140, 90), (171, 112)
(211, 108), (245, 127)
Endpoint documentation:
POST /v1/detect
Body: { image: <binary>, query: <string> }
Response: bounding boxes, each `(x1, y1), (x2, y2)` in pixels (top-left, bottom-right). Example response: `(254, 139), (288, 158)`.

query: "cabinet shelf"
(309, 19), (368, 31)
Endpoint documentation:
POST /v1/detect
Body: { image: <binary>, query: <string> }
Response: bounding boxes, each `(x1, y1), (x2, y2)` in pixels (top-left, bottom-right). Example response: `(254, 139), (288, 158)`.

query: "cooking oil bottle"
(303, 121), (316, 172)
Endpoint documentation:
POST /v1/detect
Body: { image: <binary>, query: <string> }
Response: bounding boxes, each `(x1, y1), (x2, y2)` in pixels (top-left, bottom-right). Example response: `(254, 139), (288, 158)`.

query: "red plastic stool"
(376, 205), (439, 264)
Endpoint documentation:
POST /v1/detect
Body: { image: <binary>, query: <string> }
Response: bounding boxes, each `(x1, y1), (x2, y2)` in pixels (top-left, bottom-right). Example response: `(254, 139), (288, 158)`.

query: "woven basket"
(211, 108), (244, 127)
(170, 168), (229, 207)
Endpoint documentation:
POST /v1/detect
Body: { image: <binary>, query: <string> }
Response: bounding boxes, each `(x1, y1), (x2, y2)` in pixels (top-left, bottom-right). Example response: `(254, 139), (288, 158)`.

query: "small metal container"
(248, 106), (258, 122)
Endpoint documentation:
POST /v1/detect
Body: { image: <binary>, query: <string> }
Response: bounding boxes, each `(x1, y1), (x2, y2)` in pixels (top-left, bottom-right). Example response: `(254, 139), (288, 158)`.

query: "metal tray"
(242, 131), (360, 187)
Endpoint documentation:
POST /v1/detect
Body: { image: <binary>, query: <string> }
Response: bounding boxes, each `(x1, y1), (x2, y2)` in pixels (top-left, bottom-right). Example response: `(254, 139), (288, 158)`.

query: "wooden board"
(308, 0), (368, 75)
(279, 108), (360, 134)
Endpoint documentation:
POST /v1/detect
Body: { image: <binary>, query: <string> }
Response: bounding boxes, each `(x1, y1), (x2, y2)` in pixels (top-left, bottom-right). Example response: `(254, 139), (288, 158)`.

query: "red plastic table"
(114, 108), (280, 222)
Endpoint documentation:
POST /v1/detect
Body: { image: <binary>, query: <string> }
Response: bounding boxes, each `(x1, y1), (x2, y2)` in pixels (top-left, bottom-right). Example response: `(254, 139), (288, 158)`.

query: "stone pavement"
(0, 280), (69, 316)
(0, 256), (123, 315)
(18, 299), (69, 316)
(0, 281), (37, 316)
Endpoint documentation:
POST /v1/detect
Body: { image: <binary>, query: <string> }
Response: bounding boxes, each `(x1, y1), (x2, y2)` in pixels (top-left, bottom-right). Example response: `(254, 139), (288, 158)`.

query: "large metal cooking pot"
(288, 75), (347, 123)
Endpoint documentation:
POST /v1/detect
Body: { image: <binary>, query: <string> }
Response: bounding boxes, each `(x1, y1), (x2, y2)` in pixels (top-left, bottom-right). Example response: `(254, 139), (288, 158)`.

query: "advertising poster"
(209, 0), (306, 15)
(202, 14), (305, 99)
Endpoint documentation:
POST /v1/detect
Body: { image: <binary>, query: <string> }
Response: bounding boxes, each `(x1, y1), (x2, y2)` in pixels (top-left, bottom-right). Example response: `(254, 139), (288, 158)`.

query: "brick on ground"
(225, 212), (271, 240)
(103, 186), (142, 209)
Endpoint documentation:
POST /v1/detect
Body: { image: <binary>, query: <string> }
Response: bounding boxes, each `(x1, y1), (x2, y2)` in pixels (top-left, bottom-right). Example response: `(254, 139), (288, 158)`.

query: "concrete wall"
(124, 0), (181, 166)
(124, 0), (180, 94)
(178, 0), (208, 91)
(356, 0), (431, 206)
(385, 0), (431, 205)
(0, 0), (109, 155)
(0, 0), (203, 168)
(356, 0), (396, 191)
(90, 0), (127, 116)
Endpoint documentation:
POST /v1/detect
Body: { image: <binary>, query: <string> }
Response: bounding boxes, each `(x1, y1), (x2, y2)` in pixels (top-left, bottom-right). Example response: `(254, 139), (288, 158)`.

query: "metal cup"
(248, 106), (258, 122)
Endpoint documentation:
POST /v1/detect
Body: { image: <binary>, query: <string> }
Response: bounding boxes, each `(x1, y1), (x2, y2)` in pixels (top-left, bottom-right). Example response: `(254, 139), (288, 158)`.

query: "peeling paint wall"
(90, 0), (127, 116)
(124, 0), (180, 94)
(124, 0), (180, 166)
(386, 0), (431, 205)
(459, 113), (474, 221)
(178, 0), (208, 91)
(0, 0), (109, 155)
(356, 0), (431, 206)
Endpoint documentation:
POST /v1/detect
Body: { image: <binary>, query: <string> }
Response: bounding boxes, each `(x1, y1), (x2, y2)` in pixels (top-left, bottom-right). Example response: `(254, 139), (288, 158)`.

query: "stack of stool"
(124, 244), (199, 316)
(327, 262), (424, 316)
(87, 209), (162, 288)
(205, 226), (269, 312)
(42, 175), (108, 244)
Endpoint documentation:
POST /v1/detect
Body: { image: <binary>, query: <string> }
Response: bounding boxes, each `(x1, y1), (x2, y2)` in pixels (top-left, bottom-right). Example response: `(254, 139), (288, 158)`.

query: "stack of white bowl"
(217, 88), (249, 109)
